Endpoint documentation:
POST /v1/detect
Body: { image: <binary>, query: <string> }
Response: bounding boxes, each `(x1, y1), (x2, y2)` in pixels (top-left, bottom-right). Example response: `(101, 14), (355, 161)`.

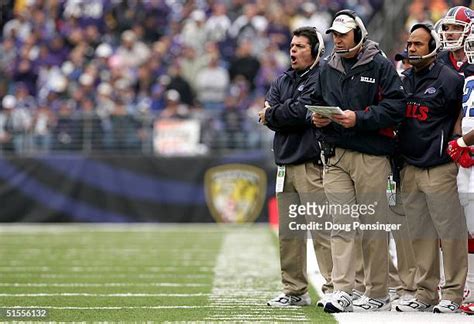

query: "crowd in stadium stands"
(4, 0), (469, 154)
(0, 0), (382, 154)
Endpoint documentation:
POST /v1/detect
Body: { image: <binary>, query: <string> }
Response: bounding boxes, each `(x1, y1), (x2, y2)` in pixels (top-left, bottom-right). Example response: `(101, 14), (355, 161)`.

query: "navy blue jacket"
(265, 65), (322, 165)
(313, 41), (406, 156)
(398, 61), (463, 168)
(438, 50), (474, 77)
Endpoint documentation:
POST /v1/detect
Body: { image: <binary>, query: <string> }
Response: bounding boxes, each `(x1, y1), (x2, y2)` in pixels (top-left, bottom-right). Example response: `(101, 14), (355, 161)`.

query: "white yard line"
(306, 240), (474, 324)
(0, 223), (244, 233)
(204, 228), (309, 322)
(2, 305), (299, 310)
(0, 293), (209, 297)
(0, 282), (208, 287)
(0, 273), (211, 279)
(0, 266), (213, 272)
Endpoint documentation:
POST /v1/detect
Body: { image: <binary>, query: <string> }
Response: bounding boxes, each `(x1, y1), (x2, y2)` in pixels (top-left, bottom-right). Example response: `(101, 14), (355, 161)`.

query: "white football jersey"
(462, 75), (474, 135)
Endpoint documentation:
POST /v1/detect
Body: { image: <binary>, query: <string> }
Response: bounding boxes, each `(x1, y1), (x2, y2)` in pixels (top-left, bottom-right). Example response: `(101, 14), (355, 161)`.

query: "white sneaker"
(395, 298), (433, 312)
(400, 293), (415, 302)
(353, 295), (391, 312)
(324, 290), (353, 313)
(317, 292), (333, 307)
(389, 288), (400, 303)
(352, 289), (363, 301)
(267, 292), (311, 307)
(433, 299), (460, 313)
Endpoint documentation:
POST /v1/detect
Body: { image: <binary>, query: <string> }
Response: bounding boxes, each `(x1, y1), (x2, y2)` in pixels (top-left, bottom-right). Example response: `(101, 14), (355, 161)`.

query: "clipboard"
(305, 105), (344, 117)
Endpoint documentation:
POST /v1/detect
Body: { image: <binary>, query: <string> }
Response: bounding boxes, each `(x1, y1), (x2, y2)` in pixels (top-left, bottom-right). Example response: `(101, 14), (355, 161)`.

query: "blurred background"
(0, 0), (472, 223)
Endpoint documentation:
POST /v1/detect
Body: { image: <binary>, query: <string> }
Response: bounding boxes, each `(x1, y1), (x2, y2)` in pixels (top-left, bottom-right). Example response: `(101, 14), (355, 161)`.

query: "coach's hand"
(447, 138), (469, 162)
(312, 113), (331, 127)
(331, 110), (356, 128)
(258, 101), (271, 125)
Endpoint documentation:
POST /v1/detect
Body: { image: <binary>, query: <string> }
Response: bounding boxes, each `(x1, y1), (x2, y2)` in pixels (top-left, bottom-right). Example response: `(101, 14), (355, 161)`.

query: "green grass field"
(0, 224), (335, 323)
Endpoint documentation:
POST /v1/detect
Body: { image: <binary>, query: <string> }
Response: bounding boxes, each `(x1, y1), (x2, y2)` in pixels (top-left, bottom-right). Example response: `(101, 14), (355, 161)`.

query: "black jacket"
(398, 61), (463, 168)
(314, 40), (406, 156)
(265, 65), (322, 165)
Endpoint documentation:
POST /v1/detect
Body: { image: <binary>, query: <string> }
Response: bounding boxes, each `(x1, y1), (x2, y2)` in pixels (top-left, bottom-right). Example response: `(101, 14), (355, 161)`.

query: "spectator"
(0, 95), (15, 154)
(195, 53), (229, 111)
(167, 64), (195, 107)
(116, 30), (151, 69)
(159, 90), (189, 120)
(181, 10), (208, 54)
(53, 100), (79, 151)
(9, 95), (33, 154)
(3, 10), (31, 41)
(229, 3), (268, 43)
(78, 97), (103, 152)
(180, 45), (210, 92)
(32, 102), (55, 153)
(228, 40), (261, 91)
(205, 3), (232, 43)
(109, 98), (140, 151)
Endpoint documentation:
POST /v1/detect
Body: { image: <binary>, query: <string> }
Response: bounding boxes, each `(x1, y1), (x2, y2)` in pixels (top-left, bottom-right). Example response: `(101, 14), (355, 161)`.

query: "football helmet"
(439, 6), (473, 51)
(465, 25), (474, 64)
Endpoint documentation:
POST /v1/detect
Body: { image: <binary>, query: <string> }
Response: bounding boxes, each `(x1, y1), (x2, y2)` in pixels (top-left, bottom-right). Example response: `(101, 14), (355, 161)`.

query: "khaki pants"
(324, 148), (390, 298)
(351, 177), (417, 296)
(388, 191), (417, 295)
(277, 162), (333, 295)
(401, 162), (468, 304)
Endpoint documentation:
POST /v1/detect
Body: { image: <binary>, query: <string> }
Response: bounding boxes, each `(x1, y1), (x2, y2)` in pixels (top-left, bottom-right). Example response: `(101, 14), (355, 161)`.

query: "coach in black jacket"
(395, 24), (468, 313)
(312, 10), (406, 313)
(261, 26), (333, 307)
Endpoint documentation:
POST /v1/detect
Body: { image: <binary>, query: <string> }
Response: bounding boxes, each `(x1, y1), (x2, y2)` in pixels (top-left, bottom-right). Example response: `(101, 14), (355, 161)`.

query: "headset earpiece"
(354, 27), (362, 43)
(429, 37), (436, 52)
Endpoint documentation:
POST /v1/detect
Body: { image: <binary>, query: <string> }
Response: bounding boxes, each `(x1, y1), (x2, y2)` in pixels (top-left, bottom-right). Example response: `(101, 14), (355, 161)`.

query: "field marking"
(0, 266), (213, 272)
(0, 305), (301, 310)
(0, 293), (210, 297)
(204, 229), (308, 322)
(0, 283), (208, 287)
(0, 273), (211, 279)
(0, 223), (265, 233)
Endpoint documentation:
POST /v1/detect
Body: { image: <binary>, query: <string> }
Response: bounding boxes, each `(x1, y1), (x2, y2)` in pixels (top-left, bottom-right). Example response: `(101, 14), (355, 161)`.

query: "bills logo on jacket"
(406, 102), (429, 121)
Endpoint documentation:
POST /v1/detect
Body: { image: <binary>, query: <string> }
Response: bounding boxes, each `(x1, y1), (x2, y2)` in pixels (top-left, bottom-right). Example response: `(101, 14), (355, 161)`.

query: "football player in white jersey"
(447, 26), (474, 315)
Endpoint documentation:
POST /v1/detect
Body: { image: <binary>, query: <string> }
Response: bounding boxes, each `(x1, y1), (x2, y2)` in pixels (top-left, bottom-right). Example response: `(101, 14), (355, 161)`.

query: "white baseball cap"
(326, 14), (357, 34)
(2, 95), (16, 109)
(95, 43), (113, 58)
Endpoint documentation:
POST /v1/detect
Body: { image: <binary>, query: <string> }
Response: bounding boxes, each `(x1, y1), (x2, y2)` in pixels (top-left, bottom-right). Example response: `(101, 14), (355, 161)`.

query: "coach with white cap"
(311, 10), (406, 313)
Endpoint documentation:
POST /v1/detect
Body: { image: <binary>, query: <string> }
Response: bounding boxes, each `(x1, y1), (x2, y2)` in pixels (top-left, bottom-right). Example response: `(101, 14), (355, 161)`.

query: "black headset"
(331, 9), (368, 54)
(408, 23), (441, 60)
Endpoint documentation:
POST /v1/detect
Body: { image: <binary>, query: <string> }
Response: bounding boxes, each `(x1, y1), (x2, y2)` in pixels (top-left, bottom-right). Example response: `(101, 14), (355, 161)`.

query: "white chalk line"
(204, 229), (309, 322)
(0, 305), (296, 310)
(0, 282), (208, 288)
(0, 273), (211, 278)
(0, 266), (213, 272)
(0, 293), (210, 297)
